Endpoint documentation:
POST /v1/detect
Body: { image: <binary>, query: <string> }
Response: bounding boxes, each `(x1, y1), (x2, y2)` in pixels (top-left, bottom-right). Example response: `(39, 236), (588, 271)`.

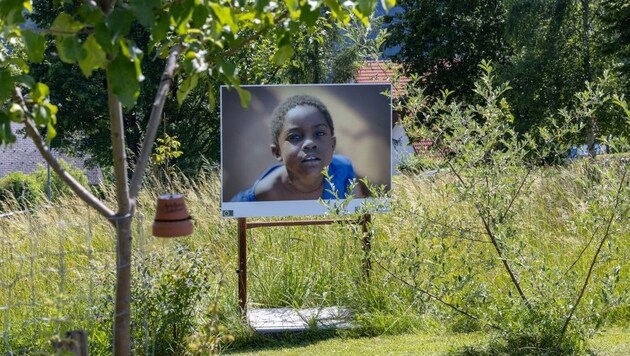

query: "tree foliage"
(19, 3), (363, 174)
(599, 0), (630, 92)
(385, 0), (630, 149)
(384, 0), (510, 99)
(0, 0), (385, 353)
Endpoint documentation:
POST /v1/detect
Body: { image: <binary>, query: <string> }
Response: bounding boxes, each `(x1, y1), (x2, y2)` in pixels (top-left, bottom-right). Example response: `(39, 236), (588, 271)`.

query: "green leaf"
(33, 104), (49, 126)
(151, 11), (170, 43)
(0, 70), (14, 103)
(94, 21), (116, 53)
(0, 0), (27, 25)
(77, 3), (103, 24)
(172, 0), (194, 35)
(300, 3), (320, 26)
(119, 42), (145, 83)
(21, 29), (46, 63)
(286, 0), (300, 19)
(0, 112), (17, 145)
(31, 83), (50, 103)
(7, 57), (29, 73)
(176, 75), (198, 106)
(129, 0), (159, 28)
(272, 45), (294, 65)
(51, 12), (84, 34)
(208, 3), (238, 32)
(79, 35), (107, 77)
(46, 121), (57, 143)
(14, 74), (35, 89)
(323, 0), (350, 24)
(108, 55), (140, 108)
(356, 0), (377, 18)
(254, 0), (269, 13)
(191, 4), (210, 28)
(235, 86), (251, 108)
(218, 60), (236, 78)
(106, 8), (134, 43)
(56, 35), (87, 63)
(380, 0), (396, 12)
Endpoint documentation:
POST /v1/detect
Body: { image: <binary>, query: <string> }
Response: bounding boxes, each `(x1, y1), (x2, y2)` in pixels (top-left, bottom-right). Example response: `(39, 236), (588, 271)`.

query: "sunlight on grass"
(590, 327), (630, 355)
(226, 328), (630, 355)
(226, 332), (489, 355)
(1, 162), (630, 354)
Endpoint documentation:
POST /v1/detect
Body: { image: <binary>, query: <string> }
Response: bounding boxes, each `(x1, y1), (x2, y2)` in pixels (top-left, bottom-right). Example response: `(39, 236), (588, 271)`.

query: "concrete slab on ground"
(247, 306), (353, 333)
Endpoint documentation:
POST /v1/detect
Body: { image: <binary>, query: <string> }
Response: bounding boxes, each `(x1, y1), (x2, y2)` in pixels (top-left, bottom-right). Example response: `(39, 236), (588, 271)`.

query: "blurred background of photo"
(221, 84), (391, 202)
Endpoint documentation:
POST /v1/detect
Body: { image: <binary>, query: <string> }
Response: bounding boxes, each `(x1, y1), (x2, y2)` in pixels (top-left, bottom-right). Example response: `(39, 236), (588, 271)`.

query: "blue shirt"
(230, 155), (356, 202)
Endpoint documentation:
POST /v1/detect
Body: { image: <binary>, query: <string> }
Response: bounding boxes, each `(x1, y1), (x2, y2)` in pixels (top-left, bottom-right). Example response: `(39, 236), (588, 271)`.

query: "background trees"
(384, 0), (629, 150)
(384, 0), (510, 99)
(599, 0), (630, 93)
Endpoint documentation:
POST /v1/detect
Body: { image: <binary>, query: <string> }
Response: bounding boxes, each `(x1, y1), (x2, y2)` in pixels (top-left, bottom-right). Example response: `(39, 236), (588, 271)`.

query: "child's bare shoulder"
(254, 167), (284, 201)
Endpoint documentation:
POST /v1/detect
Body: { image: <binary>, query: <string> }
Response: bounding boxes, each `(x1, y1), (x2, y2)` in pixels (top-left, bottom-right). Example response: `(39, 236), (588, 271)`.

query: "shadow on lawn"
(223, 329), (342, 354)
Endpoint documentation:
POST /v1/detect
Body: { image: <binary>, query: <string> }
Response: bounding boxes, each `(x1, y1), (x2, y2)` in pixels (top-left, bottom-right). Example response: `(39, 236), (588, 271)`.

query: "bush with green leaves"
(385, 60), (630, 354)
(0, 171), (44, 210)
(30, 160), (89, 202)
(0, 159), (89, 211)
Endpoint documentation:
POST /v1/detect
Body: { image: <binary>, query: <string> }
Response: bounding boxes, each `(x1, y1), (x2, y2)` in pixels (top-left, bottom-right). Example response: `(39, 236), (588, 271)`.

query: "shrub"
(0, 171), (44, 210)
(30, 160), (89, 201)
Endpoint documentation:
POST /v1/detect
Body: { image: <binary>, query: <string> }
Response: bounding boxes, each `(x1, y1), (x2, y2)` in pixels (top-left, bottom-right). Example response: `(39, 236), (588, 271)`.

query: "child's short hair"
(271, 95), (334, 146)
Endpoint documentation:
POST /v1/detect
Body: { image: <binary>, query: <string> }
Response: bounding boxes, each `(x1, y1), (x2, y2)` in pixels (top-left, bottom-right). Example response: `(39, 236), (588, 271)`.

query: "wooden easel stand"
(237, 214), (372, 314)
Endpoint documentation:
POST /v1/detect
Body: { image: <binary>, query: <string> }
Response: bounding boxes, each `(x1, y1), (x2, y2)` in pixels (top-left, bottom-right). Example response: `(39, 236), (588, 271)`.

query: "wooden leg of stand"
(238, 218), (247, 315)
(361, 214), (372, 279)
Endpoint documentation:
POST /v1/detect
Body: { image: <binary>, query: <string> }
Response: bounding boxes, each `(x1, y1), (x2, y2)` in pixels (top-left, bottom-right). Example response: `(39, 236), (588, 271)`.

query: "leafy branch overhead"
(0, 0), (386, 144)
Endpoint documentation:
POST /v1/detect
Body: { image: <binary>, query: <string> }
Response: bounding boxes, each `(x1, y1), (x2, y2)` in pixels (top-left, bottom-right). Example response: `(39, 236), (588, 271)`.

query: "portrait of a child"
(230, 95), (361, 202)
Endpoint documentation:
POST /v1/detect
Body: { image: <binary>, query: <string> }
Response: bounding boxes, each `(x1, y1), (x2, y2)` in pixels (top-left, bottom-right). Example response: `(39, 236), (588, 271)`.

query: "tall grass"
(0, 161), (628, 354)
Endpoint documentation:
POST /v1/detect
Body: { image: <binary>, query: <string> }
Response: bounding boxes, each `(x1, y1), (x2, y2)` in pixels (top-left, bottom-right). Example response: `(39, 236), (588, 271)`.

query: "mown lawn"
(226, 327), (630, 355)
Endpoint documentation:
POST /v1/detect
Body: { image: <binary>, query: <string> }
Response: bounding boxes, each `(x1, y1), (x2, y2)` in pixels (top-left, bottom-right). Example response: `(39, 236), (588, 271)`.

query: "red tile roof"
(354, 60), (411, 98)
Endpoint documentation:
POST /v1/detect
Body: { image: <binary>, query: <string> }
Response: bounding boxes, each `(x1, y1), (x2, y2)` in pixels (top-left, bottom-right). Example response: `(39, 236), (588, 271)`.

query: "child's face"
(271, 104), (336, 180)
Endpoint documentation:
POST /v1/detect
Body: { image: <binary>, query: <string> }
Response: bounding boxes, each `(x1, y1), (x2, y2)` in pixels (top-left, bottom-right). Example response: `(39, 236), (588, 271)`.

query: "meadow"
(1, 158), (629, 355)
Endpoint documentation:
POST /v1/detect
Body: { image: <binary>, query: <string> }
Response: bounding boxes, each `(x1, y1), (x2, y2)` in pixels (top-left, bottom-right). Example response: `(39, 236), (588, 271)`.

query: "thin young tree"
(0, 0), (394, 353)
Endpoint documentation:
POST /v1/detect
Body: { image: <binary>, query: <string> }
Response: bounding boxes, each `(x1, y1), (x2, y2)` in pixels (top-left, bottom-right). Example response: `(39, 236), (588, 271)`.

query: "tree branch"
(561, 168), (627, 337)
(447, 160), (530, 309)
(95, 0), (116, 15)
(12, 88), (115, 218)
(106, 77), (131, 215)
(129, 45), (182, 200)
(374, 258), (503, 332)
(479, 208), (531, 309)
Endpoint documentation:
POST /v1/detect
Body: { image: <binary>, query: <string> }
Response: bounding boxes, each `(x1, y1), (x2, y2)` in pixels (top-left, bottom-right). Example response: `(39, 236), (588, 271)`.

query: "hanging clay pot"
(152, 194), (193, 238)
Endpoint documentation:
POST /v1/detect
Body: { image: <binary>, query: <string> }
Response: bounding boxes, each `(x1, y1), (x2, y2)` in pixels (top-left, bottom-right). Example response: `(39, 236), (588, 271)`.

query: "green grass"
(226, 331), (488, 355)
(225, 327), (630, 355)
(1, 162), (630, 354)
(589, 327), (630, 355)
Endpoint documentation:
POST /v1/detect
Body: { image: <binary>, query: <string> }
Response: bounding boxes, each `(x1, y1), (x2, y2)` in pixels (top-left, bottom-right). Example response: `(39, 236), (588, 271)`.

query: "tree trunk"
(107, 72), (133, 355)
(581, 0), (597, 158)
(113, 215), (133, 355)
(586, 117), (596, 158)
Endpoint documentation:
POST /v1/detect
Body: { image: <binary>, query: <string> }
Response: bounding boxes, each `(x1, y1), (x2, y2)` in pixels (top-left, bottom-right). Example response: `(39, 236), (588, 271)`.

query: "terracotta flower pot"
(152, 194), (193, 238)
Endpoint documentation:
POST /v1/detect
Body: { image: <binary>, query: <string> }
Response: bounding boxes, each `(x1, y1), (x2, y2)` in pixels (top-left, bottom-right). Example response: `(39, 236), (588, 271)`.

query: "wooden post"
(361, 214), (372, 278)
(238, 218), (247, 314)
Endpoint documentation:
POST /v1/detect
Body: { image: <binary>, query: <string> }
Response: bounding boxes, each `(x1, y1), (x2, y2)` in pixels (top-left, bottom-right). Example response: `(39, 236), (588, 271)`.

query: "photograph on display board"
(220, 84), (391, 218)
